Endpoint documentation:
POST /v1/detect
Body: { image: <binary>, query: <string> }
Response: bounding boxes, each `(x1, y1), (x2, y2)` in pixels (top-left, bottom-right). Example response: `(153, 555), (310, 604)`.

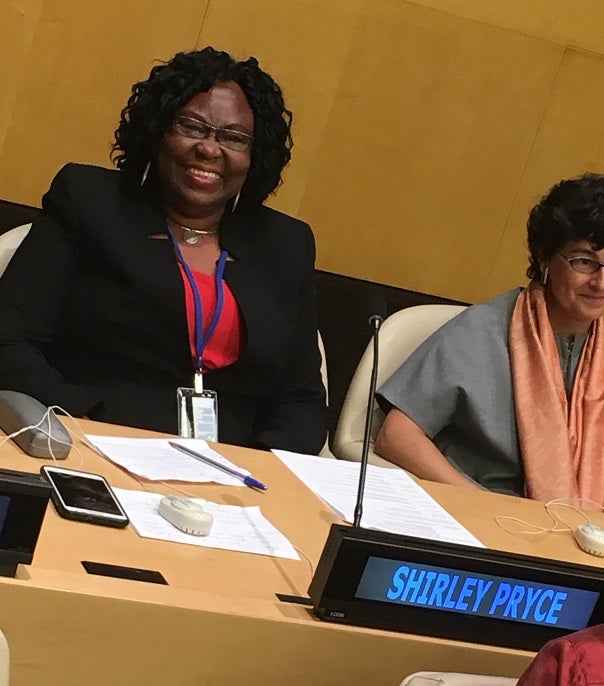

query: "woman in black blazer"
(0, 47), (328, 454)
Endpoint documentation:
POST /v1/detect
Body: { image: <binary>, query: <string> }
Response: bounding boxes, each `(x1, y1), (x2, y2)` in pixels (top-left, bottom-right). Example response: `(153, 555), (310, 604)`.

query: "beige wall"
(2, 1), (604, 302)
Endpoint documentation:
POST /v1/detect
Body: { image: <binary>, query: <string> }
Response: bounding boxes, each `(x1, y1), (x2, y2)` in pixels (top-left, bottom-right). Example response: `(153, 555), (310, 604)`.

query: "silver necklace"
(169, 219), (219, 245)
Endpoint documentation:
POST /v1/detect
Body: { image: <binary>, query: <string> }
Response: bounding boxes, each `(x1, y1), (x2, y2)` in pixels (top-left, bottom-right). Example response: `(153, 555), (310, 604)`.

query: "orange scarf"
(509, 283), (604, 505)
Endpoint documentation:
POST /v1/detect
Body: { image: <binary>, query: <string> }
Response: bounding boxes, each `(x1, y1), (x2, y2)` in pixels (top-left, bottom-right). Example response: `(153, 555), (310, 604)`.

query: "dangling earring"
(540, 266), (549, 286)
(140, 160), (151, 188)
(231, 190), (241, 213)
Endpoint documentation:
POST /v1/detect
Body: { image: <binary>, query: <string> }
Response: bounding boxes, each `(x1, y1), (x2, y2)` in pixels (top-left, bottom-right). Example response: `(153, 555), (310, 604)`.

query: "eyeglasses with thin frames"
(556, 250), (604, 274)
(172, 116), (253, 153)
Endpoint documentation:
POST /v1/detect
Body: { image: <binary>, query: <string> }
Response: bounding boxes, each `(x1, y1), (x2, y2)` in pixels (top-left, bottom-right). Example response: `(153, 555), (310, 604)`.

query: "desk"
(1, 419), (603, 686)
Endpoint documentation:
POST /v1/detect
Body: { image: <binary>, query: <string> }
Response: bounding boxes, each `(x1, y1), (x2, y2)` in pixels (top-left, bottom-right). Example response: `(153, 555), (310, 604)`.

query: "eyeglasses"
(172, 116), (253, 152)
(557, 250), (604, 274)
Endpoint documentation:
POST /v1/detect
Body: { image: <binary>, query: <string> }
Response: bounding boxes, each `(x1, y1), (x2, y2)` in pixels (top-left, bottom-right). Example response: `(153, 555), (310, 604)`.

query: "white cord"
(0, 404), (91, 466)
(495, 498), (599, 536)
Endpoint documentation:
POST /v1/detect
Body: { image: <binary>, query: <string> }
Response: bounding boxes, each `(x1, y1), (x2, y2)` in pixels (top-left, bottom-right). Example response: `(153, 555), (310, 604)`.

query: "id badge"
(177, 387), (218, 441)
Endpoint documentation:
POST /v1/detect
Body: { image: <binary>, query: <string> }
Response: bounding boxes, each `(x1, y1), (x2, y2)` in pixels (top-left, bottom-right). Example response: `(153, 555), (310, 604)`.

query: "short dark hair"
(527, 173), (604, 281)
(111, 47), (293, 206)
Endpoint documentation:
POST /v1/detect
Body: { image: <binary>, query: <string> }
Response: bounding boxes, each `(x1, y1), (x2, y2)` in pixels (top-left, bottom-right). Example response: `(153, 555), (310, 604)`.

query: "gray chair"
(0, 223), (31, 276)
(333, 304), (466, 467)
(317, 331), (335, 458)
(0, 629), (9, 685)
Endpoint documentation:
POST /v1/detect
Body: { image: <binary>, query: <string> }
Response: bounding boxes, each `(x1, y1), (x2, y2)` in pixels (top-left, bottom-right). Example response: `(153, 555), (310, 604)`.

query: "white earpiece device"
(158, 495), (213, 536)
(574, 525), (604, 557)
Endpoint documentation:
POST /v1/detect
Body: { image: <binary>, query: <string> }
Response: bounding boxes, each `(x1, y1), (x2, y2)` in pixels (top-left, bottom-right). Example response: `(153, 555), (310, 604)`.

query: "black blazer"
(0, 164), (328, 453)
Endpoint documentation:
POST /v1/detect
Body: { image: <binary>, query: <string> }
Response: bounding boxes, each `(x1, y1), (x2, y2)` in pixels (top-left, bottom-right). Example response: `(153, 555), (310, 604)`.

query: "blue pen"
(168, 441), (268, 491)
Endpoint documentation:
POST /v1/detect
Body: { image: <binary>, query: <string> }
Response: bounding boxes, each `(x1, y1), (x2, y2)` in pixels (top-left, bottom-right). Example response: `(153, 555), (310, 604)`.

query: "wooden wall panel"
(294, 1), (563, 302)
(487, 48), (604, 299)
(0, 1), (44, 154)
(0, 0), (209, 204)
(408, 0), (604, 55)
(3, 0), (604, 302)
(196, 0), (366, 213)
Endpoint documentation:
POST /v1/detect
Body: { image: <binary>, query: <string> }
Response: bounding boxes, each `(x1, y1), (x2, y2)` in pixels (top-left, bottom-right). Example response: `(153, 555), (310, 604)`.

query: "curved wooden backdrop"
(2, 0), (604, 303)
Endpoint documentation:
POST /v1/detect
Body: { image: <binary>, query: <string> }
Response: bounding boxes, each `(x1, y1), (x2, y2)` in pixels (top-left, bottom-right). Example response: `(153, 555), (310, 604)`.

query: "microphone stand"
(353, 312), (384, 528)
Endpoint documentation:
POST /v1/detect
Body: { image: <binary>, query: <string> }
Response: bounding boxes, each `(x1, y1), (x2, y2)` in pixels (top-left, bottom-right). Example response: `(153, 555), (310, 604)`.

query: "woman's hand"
(374, 408), (480, 489)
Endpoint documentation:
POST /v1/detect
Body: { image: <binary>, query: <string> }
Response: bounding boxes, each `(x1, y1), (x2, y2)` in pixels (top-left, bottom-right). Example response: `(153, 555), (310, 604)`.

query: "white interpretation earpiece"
(574, 525), (604, 557)
(158, 495), (213, 536)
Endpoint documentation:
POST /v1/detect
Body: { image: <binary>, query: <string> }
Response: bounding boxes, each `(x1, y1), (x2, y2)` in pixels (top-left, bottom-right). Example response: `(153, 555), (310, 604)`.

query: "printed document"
(86, 435), (247, 484)
(272, 450), (483, 547)
(114, 488), (298, 559)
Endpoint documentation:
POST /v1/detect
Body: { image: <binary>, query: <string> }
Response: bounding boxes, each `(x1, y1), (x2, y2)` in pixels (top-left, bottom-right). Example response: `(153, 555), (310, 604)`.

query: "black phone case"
(41, 467), (130, 529)
(49, 490), (129, 528)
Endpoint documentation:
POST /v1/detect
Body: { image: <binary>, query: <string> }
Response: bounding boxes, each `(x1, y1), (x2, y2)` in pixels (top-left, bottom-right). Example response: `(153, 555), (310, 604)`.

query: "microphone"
(353, 297), (387, 527)
(368, 296), (387, 328)
(0, 390), (71, 459)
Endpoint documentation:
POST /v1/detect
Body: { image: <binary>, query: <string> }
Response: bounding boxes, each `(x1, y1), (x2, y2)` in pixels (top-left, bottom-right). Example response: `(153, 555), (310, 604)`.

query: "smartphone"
(40, 466), (129, 528)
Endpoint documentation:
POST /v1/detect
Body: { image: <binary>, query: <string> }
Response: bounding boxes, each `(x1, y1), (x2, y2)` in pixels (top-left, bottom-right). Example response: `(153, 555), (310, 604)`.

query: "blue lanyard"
(166, 224), (228, 374)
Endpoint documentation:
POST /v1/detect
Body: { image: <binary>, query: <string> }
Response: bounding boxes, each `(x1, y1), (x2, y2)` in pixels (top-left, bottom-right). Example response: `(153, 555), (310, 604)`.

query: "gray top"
(378, 289), (523, 495)
(377, 289), (587, 497)
(554, 331), (587, 400)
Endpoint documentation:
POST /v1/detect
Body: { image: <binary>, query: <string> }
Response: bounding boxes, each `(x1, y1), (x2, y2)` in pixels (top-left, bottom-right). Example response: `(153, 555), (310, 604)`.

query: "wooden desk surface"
(5, 418), (341, 602)
(1, 419), (602, 685)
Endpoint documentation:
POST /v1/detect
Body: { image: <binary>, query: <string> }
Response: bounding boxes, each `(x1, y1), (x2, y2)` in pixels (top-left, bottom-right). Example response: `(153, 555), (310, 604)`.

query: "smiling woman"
(155, 84), (254, 231)
(0, 47), (328, 455)
(542, 242), (604, 333)
(154, 82), (255, 275)
(374, 174), (604, 506)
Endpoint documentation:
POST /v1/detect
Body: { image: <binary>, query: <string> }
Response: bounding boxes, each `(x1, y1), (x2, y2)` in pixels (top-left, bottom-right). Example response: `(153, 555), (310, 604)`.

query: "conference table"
(1, 418), (603, 686)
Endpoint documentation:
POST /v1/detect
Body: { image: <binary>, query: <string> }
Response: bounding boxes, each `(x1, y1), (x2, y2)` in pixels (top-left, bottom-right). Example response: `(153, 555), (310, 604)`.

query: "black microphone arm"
(353, 298), (387, 528)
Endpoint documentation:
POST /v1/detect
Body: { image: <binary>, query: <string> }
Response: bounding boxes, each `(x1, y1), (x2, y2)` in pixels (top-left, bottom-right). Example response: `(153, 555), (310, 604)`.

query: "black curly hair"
(527, 173), (604, 281)
(111, 47), (293, 206)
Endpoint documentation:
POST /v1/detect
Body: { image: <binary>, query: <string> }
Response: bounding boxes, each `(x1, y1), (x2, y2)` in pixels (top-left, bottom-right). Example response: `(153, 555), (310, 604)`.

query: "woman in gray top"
(376, 174), (604, 502)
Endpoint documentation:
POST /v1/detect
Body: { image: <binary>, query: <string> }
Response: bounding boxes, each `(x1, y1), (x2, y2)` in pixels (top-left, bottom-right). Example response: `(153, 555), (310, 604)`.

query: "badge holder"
(177, 374), (218, 441)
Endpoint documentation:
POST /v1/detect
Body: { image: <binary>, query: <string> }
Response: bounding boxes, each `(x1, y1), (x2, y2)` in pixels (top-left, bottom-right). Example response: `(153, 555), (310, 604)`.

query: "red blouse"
(517, 624), (604, 685)
(179, 264), (242, 371)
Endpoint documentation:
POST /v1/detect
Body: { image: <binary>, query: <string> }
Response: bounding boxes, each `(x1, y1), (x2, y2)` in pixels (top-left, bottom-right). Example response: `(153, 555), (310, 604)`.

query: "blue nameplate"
(309, 525), (604, 650)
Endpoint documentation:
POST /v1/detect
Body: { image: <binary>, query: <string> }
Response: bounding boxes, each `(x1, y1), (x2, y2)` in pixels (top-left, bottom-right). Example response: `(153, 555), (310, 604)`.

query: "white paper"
(272, 450), (484, 548)
(86, 435), (249, 485)
(114, 488), (298, 560)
